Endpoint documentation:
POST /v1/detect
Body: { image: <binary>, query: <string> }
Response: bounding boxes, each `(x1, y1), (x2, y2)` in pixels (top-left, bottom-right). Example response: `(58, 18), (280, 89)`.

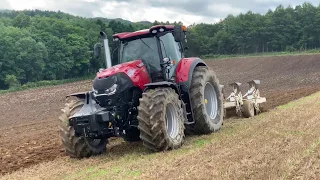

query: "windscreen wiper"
(139, 38), (153, 51)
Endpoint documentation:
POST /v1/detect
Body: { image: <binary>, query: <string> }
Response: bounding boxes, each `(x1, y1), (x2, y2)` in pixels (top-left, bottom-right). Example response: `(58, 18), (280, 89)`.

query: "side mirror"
(163, 57), (170, 63)
(173, 25), (184, 42)
(162, 57), (174, 69)
(94, 43), (102, 59)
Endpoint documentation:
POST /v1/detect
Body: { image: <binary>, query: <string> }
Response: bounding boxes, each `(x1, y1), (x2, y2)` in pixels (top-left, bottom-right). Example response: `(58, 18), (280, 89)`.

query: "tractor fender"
(175, 58), (207, 92)
(66, 91), (88, 100)
(144, 81), (180, 94)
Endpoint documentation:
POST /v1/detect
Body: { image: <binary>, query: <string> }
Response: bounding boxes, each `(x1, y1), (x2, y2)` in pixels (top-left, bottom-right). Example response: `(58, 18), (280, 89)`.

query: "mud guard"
(175, 58), (208, 124)
(176, 58), (207, 90)
(144, 81), (180, 94)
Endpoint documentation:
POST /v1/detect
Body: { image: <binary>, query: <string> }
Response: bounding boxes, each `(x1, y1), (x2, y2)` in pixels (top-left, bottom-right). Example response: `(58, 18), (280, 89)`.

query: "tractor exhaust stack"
(100, 31), (112, 69)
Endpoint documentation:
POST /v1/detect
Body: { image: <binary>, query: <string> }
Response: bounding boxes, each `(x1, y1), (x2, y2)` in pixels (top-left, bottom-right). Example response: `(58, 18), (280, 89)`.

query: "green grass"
(278, 101), (300, 109)
(0, 75), (95, 94)
(63, 167), (100, 180)
(195, 139), (211, 147)
(201, 49), (320, 60)
(278, 92), (319, 110)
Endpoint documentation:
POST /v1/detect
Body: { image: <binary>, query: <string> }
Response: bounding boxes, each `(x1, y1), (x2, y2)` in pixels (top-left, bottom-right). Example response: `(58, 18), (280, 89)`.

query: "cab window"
(120, 37), (161, 72)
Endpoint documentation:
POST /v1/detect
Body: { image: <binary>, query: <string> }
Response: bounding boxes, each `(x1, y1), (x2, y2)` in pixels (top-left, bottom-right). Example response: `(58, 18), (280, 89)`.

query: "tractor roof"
(112, 25), (176, 41)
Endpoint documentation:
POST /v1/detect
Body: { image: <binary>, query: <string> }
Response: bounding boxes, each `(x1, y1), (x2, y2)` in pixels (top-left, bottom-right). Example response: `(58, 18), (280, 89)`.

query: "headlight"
(105, 84), (118, 96)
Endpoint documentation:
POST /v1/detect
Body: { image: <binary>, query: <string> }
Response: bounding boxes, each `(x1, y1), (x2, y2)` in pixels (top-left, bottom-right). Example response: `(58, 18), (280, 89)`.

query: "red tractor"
(59, 25), (224, 158)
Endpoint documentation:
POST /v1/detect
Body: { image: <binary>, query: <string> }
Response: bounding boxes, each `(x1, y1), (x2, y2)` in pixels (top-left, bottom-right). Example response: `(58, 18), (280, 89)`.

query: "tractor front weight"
(68, 92), (125, 139)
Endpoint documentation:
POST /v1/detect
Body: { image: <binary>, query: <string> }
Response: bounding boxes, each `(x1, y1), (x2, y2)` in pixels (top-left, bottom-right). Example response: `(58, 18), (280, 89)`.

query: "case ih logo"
(126, 69), (136, 77)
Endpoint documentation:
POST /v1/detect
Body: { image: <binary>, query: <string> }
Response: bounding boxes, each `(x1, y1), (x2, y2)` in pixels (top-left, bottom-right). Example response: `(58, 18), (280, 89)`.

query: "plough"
(220, 80), (266, 118)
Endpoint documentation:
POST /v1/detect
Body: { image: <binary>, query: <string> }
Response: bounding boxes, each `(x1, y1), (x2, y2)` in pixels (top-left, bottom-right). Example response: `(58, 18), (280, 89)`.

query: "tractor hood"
(95, 59), (150, 90)
(96, 60), (144, 79)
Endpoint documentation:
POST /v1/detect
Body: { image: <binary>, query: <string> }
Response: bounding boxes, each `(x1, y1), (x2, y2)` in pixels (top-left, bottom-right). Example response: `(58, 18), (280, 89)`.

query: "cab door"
(159, 32), (183, 79)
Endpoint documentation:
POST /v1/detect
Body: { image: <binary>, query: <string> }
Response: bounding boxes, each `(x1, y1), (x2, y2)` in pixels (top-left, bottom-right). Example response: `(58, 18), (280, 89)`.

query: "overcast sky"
(1, 0), (318, 25)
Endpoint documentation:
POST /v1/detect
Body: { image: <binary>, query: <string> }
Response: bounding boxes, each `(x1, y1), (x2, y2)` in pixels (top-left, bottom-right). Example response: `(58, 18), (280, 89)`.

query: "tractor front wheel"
(137, 88), (185, 151)
(59, 97), (107, 158)
(189, 66), (224, 134)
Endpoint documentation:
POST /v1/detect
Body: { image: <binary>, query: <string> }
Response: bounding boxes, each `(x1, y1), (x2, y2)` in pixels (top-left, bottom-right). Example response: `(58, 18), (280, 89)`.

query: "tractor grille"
(93, 75), (117, 92)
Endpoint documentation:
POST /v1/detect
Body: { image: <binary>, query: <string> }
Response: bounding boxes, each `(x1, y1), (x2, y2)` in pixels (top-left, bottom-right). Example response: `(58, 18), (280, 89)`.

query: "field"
(1, 54), (320, 179)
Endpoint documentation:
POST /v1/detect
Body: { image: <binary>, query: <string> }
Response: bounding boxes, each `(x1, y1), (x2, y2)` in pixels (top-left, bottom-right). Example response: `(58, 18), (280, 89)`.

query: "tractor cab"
(96, 25), (187, 83)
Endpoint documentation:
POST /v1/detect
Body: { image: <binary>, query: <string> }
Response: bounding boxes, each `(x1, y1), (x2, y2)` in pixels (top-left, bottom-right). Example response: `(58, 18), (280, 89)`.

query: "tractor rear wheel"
(137, 88), (185, 151)
(59, 97), (107, 158)
(242, 101), (255, 118)
(189, 66), (224, 134)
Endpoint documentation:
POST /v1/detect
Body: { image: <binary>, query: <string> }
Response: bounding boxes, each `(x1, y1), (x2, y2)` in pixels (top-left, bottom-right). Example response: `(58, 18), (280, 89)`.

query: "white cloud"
(9, 0), (47, 10)
(0, 0), (12, 9)
(208, 3), (244, 15)
(97, 1), (218, 25)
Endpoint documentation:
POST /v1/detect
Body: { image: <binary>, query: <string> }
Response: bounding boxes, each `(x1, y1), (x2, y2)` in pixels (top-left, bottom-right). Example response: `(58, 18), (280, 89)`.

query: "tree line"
(0, 2), (319, 89)
(0, 10), (151, 89)
(185, 2), (320, 57)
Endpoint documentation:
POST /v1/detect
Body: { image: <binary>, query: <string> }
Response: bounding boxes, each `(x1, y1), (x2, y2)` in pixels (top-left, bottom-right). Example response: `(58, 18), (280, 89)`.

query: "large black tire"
(59, 97), (107, 158)
(242, 101), (255, 118)
(137, 88), (185, 151)
(189, 66), (224, 134)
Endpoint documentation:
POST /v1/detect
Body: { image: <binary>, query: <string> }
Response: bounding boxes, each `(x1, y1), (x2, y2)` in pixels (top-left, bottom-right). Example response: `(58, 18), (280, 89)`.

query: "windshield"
(119, 37), (161, 72)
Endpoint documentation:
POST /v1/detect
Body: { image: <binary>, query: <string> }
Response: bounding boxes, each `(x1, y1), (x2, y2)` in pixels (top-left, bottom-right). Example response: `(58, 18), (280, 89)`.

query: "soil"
(1, 54), (320, 175)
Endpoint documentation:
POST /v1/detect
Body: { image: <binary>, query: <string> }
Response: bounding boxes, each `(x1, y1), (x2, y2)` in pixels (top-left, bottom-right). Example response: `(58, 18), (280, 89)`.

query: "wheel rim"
(165, 103), (180, 139)
(204, 82), (218, 121)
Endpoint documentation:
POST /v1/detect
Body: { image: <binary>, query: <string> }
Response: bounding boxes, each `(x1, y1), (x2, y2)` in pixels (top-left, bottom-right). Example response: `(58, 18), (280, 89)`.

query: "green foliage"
(13, 12), (31, 28)
(4, 74), (20, 88)
(0, 10), (143, 90)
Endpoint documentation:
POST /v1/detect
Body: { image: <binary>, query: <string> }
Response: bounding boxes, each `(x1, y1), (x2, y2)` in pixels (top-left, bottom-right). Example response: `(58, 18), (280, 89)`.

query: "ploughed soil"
(1, 54), (320, 176)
